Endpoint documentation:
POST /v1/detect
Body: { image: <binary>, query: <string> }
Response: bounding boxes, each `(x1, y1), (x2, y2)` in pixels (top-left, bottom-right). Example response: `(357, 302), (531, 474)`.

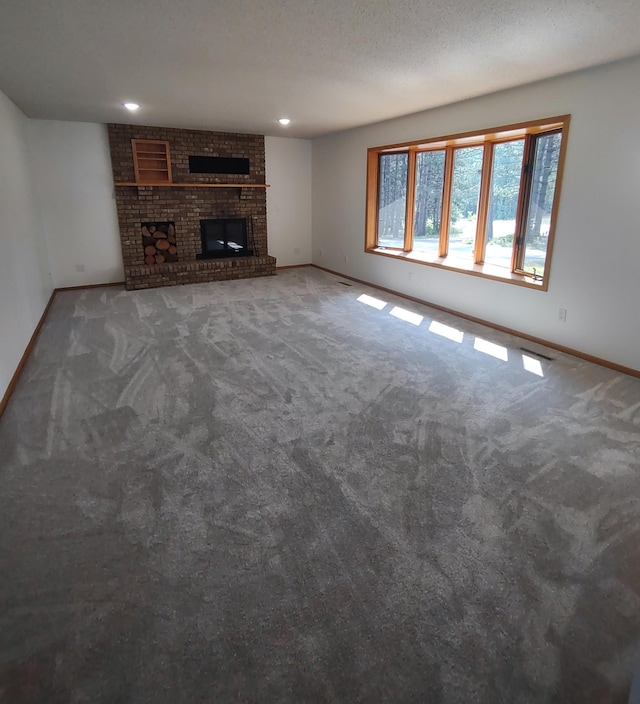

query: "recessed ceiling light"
(278, 118), (291, 126)
(124, 102), (140, 112)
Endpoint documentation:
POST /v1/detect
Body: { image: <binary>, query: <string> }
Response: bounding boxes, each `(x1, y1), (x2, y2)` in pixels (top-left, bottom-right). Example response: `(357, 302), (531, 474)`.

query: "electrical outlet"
(318, 248), (322, 257)
(344, 255), (349, 263)
(75, 264), (85, 272)
(558, 308), (567, 322)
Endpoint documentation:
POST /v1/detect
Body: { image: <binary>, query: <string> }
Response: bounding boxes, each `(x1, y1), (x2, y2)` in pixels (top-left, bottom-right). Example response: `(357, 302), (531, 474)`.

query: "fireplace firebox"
(198, 218), (251, 259)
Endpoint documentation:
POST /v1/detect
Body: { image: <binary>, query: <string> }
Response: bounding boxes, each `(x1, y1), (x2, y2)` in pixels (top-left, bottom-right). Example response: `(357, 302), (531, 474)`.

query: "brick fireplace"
(108, 124), (276, 290)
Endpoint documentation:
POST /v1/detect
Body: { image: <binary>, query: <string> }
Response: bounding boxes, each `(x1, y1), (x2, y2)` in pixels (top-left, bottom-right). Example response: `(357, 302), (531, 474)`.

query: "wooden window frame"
(375, 151), (411, 252)
(365, 115), (570, 291)
(439, 147), (454, 257)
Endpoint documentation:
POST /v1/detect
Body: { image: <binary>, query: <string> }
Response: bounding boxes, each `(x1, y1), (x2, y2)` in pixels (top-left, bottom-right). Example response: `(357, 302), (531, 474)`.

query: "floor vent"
(337, 281), (353, 286)
(519, 347), (554, 361)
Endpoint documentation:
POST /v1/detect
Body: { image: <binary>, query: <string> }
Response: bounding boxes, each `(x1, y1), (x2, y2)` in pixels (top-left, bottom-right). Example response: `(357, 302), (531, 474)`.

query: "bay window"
(365, 116), (569, 289)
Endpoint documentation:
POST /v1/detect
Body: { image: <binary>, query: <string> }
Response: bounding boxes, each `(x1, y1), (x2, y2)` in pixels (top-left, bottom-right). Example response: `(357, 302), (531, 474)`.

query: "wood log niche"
(141, 221), (178, 265)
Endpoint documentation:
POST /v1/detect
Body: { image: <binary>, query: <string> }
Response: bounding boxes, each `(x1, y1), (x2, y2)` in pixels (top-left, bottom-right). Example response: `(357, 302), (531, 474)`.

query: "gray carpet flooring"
(1, 266), (639, 703)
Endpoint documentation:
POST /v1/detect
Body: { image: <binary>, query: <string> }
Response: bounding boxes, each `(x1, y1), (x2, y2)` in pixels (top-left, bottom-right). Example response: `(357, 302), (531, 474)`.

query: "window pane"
(484, 139), (525, 269)
(413, 150), (445, 254)
(522, 132), (562, 277)
(449, 146), (484, 259)
(377, 153), (408, 248)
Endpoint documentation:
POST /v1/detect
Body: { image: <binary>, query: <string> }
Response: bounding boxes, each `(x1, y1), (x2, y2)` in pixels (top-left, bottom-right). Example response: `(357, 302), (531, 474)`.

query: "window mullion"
(404, 149), (417, 251)
(474, 144), (494, 264)
(439, 147), (454, 257)
(512, 135), (534, 272)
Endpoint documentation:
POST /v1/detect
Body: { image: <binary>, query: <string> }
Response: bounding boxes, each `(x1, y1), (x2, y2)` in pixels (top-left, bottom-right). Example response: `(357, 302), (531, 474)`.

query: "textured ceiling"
(0, 0), (639, 138)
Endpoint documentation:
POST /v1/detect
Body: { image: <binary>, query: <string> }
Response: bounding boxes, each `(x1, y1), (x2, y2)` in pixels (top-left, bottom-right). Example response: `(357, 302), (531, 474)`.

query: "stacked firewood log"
(141, 223), (178, 265)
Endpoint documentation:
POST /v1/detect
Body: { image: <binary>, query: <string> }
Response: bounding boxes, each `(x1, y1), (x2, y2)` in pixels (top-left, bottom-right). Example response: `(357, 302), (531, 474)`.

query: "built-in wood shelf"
(132, 139), (172, 184)
(115, 182), (270, 188)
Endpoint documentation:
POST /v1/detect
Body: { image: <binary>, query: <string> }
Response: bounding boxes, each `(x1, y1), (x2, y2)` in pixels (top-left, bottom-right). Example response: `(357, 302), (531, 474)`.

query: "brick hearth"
(108, 124), (276, 290)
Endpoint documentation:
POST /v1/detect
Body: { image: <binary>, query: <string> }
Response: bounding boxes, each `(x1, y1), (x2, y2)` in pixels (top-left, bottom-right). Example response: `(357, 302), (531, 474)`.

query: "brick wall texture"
(107, 124), (276, 290)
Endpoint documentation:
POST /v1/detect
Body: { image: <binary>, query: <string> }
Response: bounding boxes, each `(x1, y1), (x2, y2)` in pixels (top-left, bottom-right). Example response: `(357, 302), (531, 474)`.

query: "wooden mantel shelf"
(115, 182), (270, 188)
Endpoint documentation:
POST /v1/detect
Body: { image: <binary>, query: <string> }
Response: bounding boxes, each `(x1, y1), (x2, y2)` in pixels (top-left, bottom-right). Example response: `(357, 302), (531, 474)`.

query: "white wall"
(312, 55), (640, 371)
(266, 136), (312, 266)
(0, 90), (52, 399)
(26, 120), (123, 288)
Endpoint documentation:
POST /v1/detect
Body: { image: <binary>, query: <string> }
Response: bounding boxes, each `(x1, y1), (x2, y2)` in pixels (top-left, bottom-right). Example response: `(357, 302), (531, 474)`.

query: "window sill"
(367, 247), (546, 290)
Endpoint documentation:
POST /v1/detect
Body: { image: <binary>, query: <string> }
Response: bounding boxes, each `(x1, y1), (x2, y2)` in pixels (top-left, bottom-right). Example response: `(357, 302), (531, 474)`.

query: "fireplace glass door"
(199, 218), (250, 258)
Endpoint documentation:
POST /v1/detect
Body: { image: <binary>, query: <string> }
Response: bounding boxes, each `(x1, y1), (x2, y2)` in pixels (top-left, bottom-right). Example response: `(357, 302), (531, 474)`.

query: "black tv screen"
(189, 156), (250, 175)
